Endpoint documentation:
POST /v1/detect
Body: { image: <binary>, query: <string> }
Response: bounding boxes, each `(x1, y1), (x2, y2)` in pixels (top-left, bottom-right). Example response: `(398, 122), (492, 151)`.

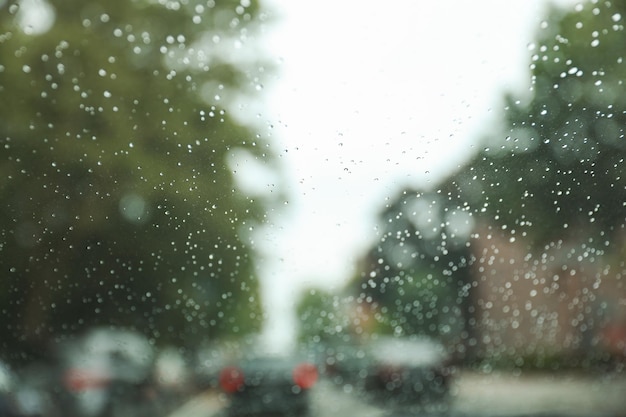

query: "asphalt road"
(168, 370), (626, 417)
(449, 370), (626, 417)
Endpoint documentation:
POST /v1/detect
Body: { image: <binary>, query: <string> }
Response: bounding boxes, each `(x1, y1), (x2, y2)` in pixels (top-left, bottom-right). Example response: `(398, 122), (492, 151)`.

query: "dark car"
(218, 355), (319, 417)
(324, 336), (453, 410)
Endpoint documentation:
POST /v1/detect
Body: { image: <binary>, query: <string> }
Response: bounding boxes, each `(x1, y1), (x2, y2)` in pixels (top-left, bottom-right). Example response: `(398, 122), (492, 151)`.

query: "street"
(168, 370), (626, 417)
(450, 370), (626, 416)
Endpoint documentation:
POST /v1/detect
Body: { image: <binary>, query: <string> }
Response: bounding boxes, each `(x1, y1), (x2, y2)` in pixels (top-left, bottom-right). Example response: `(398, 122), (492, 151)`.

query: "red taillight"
(64, 368), (111, 392)
(292, 362), (318, 389)
(219, 366), (245, 393)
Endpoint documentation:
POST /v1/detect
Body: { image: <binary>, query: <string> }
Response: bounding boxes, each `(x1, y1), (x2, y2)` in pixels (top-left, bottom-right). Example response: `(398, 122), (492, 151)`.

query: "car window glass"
(1, 0), (625, 416)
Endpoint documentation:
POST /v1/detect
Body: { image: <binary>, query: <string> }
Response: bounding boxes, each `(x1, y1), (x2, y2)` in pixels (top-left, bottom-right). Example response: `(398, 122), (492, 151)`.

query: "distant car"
(54, 327), (157, 417)
(324, 336), (452, 409)
(218, 355), (319, 417)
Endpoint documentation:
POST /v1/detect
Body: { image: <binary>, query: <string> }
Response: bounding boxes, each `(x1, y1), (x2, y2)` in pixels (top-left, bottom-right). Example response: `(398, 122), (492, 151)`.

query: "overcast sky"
(238, 0), (578, 352)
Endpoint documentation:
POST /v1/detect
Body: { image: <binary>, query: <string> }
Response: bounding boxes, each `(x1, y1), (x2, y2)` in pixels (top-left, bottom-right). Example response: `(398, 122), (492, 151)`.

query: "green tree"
(448, 0), (626, 247)
(296, 288), (343, 345)
(0, 0), (274, 362)
(349, 190), (477, 358)
(348, 0), (626, 363)
(442, 0), (626, 364)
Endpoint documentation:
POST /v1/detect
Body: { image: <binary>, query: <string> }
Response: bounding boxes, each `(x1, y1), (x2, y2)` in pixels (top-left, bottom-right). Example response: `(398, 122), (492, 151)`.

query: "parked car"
(324, 335), (453, 410)
(54, 327), (157, 417)
(0, 361), (21, 417)
(218, 355), (319, 417)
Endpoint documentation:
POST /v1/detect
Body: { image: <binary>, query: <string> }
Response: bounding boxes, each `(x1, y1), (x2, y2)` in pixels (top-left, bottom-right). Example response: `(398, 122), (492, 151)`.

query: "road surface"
(168, 370), (626, 417)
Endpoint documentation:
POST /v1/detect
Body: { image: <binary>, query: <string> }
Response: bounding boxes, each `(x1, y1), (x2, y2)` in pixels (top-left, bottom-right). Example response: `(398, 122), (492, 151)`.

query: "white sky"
(237, 0), (578, 352)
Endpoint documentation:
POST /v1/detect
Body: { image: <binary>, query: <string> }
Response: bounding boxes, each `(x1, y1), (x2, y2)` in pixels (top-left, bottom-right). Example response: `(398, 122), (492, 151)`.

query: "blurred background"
(0, 0), (625, 416)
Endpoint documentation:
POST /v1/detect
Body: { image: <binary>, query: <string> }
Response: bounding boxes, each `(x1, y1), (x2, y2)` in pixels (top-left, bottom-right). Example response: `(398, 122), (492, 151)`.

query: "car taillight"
(292, 362), (318, 389)
(219, 366), (245, 393)
(64, 368), (111, 392)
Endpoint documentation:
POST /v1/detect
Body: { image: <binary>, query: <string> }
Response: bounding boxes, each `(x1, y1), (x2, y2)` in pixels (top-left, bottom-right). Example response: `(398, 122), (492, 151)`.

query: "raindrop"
(119, 193), (148, 224)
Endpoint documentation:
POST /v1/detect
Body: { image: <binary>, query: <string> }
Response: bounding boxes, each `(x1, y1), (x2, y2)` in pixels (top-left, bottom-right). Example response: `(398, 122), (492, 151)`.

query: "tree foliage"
(450, 0), (626, 246)
(0, 0), (274, 361)
(346, 0), (626, 360)
(347, 190), (476, 354)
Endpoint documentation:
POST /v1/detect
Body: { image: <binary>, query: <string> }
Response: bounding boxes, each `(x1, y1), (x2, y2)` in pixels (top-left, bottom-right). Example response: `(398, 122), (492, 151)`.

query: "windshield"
(1, 0), (624, 416)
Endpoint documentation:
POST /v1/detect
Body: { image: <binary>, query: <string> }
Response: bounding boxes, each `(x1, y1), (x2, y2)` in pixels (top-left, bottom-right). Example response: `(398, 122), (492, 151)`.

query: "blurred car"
(0, 361), (21, 417)
(324, 335), (453, 409)
(218, 355), (319, 417)
(54, 327), (157, 417)
(12, 362), (63, 417)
